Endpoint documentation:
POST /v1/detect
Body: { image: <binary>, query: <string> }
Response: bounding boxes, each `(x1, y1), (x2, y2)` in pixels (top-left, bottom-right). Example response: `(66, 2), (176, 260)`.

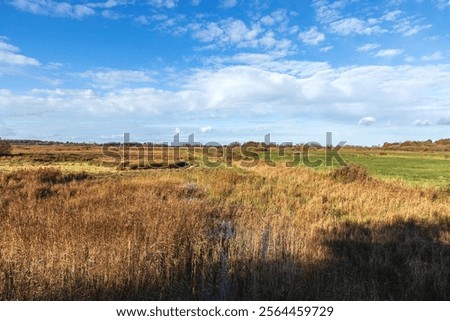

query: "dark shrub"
(36, 168), (90, 185)
(0, 140), (12, 156)
(331, 164), (370, 183)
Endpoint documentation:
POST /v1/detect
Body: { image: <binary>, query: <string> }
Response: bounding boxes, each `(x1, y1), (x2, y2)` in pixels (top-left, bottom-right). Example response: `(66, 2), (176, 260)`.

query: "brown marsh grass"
(0, 163), (449, 300)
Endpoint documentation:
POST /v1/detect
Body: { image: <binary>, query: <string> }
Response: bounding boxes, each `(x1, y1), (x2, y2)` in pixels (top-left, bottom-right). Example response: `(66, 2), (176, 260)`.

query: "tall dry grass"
(0, 165), (449, 300)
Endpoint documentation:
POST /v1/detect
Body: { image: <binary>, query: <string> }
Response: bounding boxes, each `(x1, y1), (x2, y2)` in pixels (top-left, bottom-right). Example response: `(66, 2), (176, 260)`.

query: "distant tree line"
(382, 139), (450, 151)
(2, 137), (449, 152)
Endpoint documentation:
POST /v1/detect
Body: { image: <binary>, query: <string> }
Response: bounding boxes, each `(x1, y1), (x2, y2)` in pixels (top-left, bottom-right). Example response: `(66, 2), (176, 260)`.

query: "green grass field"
(256, 149), (450, 187)
(342, 152), (450, 187)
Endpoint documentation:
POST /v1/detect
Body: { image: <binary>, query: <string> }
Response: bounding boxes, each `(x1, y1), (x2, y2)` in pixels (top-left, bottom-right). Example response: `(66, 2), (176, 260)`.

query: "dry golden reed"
(0, 164), (449, 300)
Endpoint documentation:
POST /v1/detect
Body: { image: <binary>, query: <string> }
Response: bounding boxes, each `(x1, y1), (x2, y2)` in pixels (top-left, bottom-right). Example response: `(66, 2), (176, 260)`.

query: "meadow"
(0, 143), (449, 300)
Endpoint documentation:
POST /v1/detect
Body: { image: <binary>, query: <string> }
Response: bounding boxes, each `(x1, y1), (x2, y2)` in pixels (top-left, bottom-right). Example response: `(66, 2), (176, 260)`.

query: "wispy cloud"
(373, 49), (402, 58)
(329, 17), (385, 35)
(380, 10), (402, 21)
(422, 51), (443, 61)
(219, 0), (237, 9)
(320, 45), (333, 52)
(356, 43), (381, 52)
(10, 0), (95, 18)
(0, 38), (40, 66)
(436, 0), (450, 10)
(147, 0), (178, 9)
(298, 27), (325, 45)
(394, 18), (432, 36)
(78, 69), (155, 89)
(87, 0), (133, 9)
(312, 0), (346, 24)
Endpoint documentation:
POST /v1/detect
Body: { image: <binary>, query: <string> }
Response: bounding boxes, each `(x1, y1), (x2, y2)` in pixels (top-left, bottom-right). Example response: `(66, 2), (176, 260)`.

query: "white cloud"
(87, 0), (132, 9)
(134, 15), (149, 24)
(298, 27), (325, 45)
(320, 45), (334, 52)
(260, 15), (275, 26)
(260, 9), (290, 29)
(134, 13), (170, 25)
(329, 17), (385, 35)
(192, 0), (201, 5)
(0, 40), (20, 53)
(10, 0), (95, 18)
(436, 0), (450, 10)
(190, 18), (291, 52)
(147, 0), (177, 8)
(206, 54), (330, 77)
(422, 51), (443, 61)
(191, 22), (226, 42)
(219, 0), (237, 9)
(373, 49), (402, 58)
(101, 10), (125, 19)
(381, 10), (402, 21)
(0, 38), (40, 66)
(78, 69), (155, 89)
(313, 0), (346, 24)
(394, 18), (432, 36)
(200, 125), (213, 133)
(358, 117), (376, 126)
(2, 64), (450, 137)
(356, 43), (380, 52)
(413, 119), (431, 126)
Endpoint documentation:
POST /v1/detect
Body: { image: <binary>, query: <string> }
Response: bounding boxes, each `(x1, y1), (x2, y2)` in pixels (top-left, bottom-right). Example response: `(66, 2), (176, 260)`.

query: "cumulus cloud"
(200, 126), (213, 133)
(190, 18), (291, 52)
(0, 38), (40, 66)
(2, 64), (450, 137)
(298, 27), (325, 45)
(10, 0), (95, 18)
(313, 1), (431, 40)
(413, 119), (431, 126)
(358, 117), (376, 126)
(373, 49), (402, 58)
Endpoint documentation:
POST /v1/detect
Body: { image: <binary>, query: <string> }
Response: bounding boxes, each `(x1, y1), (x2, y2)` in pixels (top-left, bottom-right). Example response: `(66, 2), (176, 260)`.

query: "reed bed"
(0, 165), (448, 300)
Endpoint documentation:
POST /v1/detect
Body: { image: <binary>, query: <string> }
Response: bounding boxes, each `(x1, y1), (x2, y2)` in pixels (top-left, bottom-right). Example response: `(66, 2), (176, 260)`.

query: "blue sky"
(0, 0), (449, 145)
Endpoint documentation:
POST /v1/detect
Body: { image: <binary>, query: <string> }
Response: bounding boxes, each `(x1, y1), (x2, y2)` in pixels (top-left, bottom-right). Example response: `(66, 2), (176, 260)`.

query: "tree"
(0, 139), (12, 156)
